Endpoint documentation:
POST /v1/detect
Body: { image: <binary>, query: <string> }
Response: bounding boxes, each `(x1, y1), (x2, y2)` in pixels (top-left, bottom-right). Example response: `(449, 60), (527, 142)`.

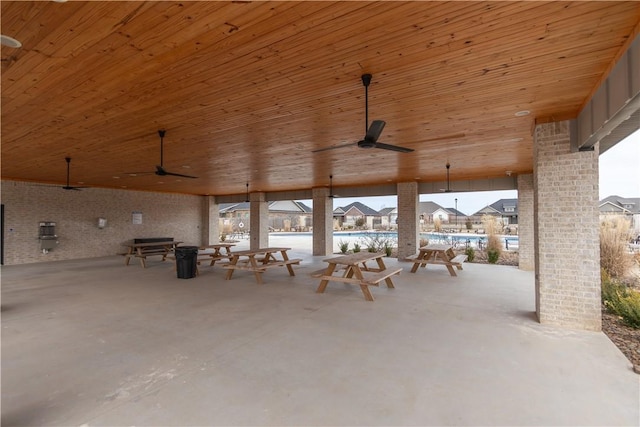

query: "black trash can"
(175, 246), (198, 279)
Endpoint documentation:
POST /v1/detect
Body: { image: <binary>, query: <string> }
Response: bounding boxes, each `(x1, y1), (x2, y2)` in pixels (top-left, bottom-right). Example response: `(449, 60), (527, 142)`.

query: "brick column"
(249, 192), (269, 250)
(312, 187), (333, 256)
(397, 182), (419, 260)
(201, 195), (219, 246)
(517, 174), (534, 271)
(534, 121), (601, 331)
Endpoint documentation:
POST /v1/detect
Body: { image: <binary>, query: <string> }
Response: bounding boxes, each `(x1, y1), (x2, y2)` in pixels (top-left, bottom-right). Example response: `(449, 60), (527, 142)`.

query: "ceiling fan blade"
(374, 142), (414, 153)
(126, 171), (155, 177)
(155, 166), (197, 179)
(311, 142), (356, 153)
(365, 120), (386, 143)
(161, 171), (199, 179)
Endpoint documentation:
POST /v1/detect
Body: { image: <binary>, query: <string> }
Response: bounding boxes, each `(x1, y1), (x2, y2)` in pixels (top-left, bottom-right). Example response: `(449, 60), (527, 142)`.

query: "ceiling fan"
(127, 130), (198, 179)
(312, 74), (414, 154)
(59, 157), (88, 191)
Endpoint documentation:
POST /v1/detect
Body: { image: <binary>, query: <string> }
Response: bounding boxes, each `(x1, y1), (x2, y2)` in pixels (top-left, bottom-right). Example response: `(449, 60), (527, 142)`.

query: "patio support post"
(201, 195), (219, 246)
(534, 120), (601, 331)
(249, 192), (269, 250)
(397, 181), (419, 260)
(517, 174), (534, 271)
(312, 187), (333, 256)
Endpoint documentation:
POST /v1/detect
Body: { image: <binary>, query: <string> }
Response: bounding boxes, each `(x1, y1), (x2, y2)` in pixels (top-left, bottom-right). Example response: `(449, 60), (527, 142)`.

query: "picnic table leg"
(438, 252), (457, 276)
(359, 284), (375, 301)
(352, 267), (374, 301)
(410, 255), (423, 273)
(209, 249), (220, 266)
(249, 255), (263, 284)
(316, 264), (337, 294)
(225, 256), (238, 280)
(281, 250), (296, 276)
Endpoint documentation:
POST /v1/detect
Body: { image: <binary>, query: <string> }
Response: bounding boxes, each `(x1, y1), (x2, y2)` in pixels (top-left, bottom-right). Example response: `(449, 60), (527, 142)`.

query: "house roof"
(378, 207), (396, 216)
(334, 201), (380, 217)
(490, 198), (519, 215)
(445, 208), (467, 217)
(471, 198), (518, 216)
(599, 195), (640, 214)
(418, 201), (445, 215)
(219, 200), (311, 214)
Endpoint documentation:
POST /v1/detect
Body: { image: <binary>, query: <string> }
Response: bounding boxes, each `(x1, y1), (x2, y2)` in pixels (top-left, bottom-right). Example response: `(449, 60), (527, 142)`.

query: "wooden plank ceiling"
(2, 1), (639, 196)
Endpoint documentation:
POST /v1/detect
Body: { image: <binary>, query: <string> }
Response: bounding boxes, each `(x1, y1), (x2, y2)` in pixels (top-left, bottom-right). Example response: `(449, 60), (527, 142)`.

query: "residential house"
(378, 207), (398, 230)
(418, 201), (449, 225)
(219, 200), (312, 233)
(599, 195), (640, 234)
(445, 207), (468, 228)
(333, 202), (381, 230)
(472, 198), (518, 226)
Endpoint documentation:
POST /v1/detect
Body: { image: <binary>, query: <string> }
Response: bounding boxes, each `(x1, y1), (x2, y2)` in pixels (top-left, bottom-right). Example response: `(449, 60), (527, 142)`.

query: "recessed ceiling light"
(113, 176), (120, 179)
(182, 165), (191, 169)
(0, 35), (22, 48)
(515, 110), (530, 117)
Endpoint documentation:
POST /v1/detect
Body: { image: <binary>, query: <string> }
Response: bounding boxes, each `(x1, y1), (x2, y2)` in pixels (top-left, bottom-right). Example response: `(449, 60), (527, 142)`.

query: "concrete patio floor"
(1, 250), (638, 426)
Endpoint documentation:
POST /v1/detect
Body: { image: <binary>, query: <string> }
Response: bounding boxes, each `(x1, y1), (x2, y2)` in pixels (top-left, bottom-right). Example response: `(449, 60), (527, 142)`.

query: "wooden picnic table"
(312, 252), (402, 301)
(223, 247), (302, 284)
(408, 244), (467, 276)
(123, 241), (182, 268)
(198, 243), (236, 266)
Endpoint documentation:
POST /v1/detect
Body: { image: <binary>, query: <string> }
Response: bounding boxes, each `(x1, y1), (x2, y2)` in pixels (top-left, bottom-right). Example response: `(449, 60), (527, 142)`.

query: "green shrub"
(465, 219), (473, 231)
(384, 243), (393, 257)
(220, 233), (227, 242)
(465, 247), (475, 262)
(338, 240), (349, 254)
(419, 238), (429, 248)
(602, 274), (640, 329)
(353, 243), (361, 253)
(487, 249), (500, 264)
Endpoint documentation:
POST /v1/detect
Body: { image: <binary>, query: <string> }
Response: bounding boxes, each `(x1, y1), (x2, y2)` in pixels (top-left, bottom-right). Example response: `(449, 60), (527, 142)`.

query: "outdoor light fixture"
(245, 182), (249, 203)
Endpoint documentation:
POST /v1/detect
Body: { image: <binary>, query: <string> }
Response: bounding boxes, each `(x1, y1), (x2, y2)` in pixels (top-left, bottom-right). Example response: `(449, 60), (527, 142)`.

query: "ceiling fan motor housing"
(358, 138), (376, 148)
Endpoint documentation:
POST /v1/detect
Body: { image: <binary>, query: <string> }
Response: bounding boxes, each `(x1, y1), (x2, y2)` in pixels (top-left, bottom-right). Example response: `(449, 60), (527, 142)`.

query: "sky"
(299, 129), (640, 216)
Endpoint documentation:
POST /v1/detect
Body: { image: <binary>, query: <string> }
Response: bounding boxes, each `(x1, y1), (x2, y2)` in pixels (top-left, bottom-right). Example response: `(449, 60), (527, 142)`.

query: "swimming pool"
(268, 230), (518, 251)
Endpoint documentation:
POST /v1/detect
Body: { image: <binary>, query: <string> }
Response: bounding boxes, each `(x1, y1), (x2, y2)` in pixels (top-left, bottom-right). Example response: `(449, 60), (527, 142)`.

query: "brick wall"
(397, 182), (419, 260)
(533, 121), (601, 331)
(1, 180), (204, 265)
(517, 174), (534, 271)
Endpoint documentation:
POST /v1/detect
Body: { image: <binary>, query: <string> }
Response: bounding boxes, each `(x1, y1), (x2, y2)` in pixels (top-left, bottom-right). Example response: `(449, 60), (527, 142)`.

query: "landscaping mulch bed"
(602, 310), (640, 373)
